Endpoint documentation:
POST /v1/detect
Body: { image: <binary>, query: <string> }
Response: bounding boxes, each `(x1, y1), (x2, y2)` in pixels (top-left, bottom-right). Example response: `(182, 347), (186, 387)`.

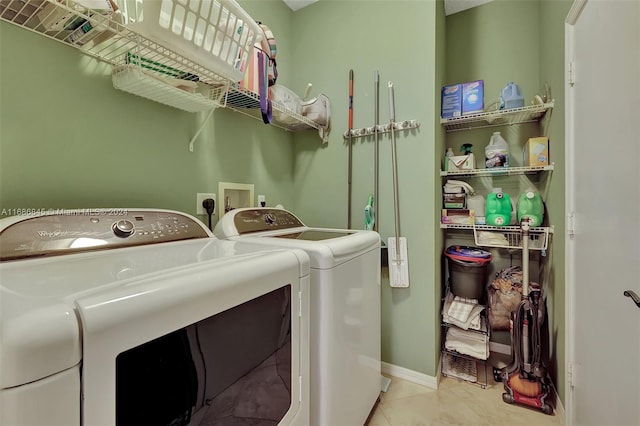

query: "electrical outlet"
(196, 193), (216, 215)
(258, 195), (266, 207)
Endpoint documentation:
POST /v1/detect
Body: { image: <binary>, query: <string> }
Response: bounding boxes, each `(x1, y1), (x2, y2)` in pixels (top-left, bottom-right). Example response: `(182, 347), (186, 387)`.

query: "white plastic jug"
(467, 194), (486, 224)
(500, 82), (524, 109)
(485, 132), (509, 168)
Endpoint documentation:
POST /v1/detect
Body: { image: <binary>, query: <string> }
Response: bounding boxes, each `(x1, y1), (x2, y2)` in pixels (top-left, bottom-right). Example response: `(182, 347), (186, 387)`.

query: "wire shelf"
(112, 64), (225, 112)
(440, 102), (554, 132)
(440, 164), (554, 178)
(473, 226), (549, 251)
(1, 0), (322, 130)
(222, 86), (320, 131)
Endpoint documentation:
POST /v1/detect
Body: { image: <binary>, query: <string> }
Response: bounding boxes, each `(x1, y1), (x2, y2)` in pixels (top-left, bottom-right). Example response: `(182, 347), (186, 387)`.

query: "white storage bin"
(116, 0), (262, 81)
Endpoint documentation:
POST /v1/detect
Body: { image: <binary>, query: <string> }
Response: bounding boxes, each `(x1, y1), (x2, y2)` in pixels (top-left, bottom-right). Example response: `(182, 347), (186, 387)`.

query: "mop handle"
(388, 82), (401, 255)
(349, 70), (354, 128)
(347, 70), (354, 228)
(388, 81), (396, 121)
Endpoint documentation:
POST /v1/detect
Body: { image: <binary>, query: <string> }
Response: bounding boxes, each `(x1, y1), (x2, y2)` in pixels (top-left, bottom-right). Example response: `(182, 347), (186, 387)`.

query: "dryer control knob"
(112, 220), (135, 238)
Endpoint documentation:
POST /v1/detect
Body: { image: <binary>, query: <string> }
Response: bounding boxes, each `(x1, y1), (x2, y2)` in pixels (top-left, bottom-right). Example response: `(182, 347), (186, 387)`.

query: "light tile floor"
(369, 375), (564, 426)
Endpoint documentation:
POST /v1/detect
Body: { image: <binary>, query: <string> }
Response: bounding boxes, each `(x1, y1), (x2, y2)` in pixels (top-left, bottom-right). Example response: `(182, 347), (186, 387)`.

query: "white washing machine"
(214, 207), (381, 426)
(0, 209), (310, 426)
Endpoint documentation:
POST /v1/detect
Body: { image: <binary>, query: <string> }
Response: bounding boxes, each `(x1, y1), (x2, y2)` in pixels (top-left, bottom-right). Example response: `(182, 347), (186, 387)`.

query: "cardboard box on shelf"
(523, 137), (549, 166)
(462, 80), (484, 115)
(445, 153), (476, 171)
(441, 84), (462, 118)
(442, 209), (475, 225)
(443, 193), (466, 209)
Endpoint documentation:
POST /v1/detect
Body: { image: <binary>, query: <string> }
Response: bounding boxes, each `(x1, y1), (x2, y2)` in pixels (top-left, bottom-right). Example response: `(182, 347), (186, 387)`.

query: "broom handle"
(347, 70), (354, 228)
(388, 82), (401, 257)
(374, 71), (379, 232)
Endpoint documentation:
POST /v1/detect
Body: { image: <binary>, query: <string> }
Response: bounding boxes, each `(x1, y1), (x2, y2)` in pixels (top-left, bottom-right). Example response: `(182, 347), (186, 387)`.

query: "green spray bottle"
(364, 195), (375, 231)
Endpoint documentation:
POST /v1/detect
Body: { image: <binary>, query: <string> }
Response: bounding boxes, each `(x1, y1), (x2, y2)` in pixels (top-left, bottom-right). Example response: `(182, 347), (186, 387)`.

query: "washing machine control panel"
(233, 208), (304, 234)
(0, 209), (211, 261)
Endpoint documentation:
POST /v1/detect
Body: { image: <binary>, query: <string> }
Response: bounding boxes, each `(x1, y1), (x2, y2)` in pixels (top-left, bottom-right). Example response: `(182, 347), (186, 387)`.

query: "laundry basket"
(116, 0), (262, 81)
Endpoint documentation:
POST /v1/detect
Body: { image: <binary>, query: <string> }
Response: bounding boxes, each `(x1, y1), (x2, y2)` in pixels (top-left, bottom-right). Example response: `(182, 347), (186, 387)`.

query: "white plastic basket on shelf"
(112, 64), (226, 112)
(473, 226), (549, 251)
(115, 0), (262, 81)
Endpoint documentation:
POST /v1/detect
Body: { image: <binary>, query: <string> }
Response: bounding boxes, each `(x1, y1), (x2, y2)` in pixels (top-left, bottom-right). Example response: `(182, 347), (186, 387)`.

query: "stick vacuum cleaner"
(500, 218), (553, 415)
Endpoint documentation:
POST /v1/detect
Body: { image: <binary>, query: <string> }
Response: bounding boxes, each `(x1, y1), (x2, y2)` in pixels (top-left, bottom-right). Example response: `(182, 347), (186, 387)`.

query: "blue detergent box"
(462, 80), (484, 115)
(441, 84), (462, 118)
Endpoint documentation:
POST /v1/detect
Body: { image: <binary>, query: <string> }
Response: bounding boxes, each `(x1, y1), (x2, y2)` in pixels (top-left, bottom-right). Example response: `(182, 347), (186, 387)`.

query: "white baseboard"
(381, 361), (439, 390)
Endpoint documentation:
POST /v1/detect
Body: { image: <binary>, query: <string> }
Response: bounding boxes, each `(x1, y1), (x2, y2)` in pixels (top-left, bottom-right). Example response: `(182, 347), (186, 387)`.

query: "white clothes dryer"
(214, 207), (381, 426)
(0, 209), (310, 426)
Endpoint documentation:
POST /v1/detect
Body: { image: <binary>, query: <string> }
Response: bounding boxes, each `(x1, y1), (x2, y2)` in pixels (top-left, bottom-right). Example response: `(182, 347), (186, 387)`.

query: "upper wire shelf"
(440, 164), (554, 178)
(222, 86), (319, 131)
(440, 102), (554, 132)
(0, 0), (319, 130)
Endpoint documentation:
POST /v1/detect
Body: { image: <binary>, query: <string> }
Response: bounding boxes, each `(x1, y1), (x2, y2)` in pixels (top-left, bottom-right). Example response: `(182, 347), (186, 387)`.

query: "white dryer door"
(76, 250), (308, 426)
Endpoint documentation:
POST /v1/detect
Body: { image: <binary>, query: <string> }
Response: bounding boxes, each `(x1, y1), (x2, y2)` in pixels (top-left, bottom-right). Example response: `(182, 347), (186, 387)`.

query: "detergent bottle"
(500, 82), (524, 109)
(485, 132), (509, 168)
(517, 190), (544, 226)
(485, 189), (512, 226)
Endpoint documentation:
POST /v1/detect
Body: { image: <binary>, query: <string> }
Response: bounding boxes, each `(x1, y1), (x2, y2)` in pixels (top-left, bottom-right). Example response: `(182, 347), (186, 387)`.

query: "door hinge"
(568, 362), (576, 388)
(567, 211), (576, 238)
(298, 291), (302, 317)
(568, 61), (576, 86)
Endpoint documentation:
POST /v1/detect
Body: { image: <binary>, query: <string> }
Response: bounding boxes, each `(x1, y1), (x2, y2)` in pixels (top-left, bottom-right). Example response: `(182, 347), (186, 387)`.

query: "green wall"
(290, 0), (441, 377)
(0, 1), (296, 226)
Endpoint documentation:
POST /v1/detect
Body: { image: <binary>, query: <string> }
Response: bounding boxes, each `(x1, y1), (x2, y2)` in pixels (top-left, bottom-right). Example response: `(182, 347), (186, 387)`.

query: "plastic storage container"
(485, 191), (512, 226)
(485, 132), (509, 168)
(517, 190), (544, 226)
(500, 82), (524, 110)
(445, 246), (492, 299)
(467, 194), (486, 224)
(445, 245), (492, 264)
(447, 257), (490, 299)
(116, 0), (262, 81)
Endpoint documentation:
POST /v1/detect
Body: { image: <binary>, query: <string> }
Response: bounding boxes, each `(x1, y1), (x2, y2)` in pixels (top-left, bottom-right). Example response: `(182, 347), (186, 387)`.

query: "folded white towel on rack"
(445, 327), (489, 360)
(442, 292), (484, 331)
(447, 296), (477, 322)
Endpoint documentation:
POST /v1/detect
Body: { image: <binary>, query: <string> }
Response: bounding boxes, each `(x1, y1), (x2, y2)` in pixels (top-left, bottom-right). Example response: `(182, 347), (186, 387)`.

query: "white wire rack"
(472, 225), (550, 251)
(222, 85), (320, 131)
(1, 0), (320, 130)
(440, 102), (554, 132)
(440, 164), (554, 178)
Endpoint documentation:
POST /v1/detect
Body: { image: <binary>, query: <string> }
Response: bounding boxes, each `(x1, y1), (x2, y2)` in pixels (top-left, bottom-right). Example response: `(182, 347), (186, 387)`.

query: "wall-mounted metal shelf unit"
(0, 0), (320, 134)
(440, 102), (554, 132)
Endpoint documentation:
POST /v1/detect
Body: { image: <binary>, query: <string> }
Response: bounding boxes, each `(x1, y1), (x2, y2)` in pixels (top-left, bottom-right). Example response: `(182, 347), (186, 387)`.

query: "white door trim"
(564, 1), (587, 424)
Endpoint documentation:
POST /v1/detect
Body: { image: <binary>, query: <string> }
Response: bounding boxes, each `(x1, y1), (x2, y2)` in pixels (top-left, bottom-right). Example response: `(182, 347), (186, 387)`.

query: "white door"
(565, 1), (640, 425)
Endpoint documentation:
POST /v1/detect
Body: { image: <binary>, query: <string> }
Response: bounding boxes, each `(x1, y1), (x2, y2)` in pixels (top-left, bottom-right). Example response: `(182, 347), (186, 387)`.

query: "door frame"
(564, 1), (588, 425)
